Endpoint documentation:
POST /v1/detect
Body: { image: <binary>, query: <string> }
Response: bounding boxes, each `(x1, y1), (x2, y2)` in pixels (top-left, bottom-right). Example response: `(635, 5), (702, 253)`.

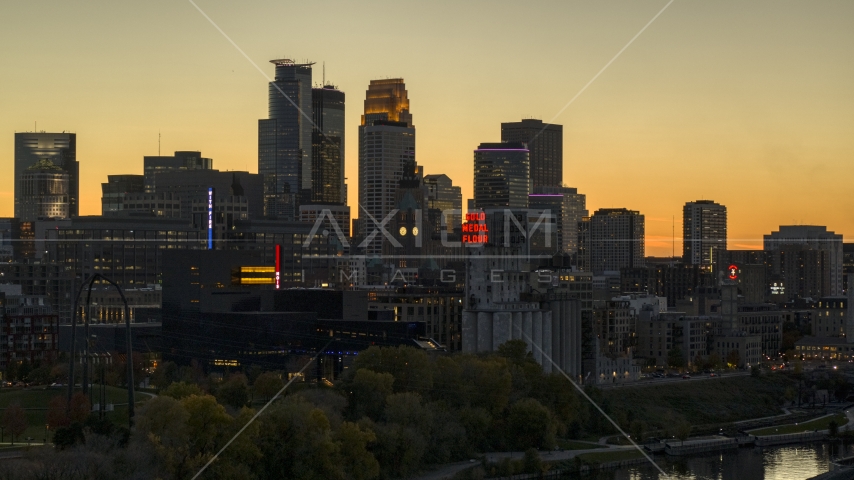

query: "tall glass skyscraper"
(14, 132), (78, 218)
(472, 142), (530, 210)
(501, 119), (562, 188)
(358, 79), (415, 256)
(683, 200), (727, 266)
(586, 208), (645, 274)
(259, 59), (314, 219)
(311, 85), (345, 204)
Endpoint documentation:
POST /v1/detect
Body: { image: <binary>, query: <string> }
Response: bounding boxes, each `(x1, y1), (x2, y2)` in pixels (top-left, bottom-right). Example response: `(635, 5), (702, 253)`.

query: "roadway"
(597, 371), (749, 389)
(414, 445), (636, 480)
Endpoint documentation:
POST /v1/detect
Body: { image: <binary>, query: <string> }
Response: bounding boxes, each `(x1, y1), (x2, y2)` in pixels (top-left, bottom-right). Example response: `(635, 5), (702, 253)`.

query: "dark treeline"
(4, 341), (622, 479)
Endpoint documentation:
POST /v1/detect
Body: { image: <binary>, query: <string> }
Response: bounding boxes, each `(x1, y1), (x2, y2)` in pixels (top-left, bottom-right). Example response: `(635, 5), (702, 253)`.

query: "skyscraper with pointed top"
(357, 79), (415, 256)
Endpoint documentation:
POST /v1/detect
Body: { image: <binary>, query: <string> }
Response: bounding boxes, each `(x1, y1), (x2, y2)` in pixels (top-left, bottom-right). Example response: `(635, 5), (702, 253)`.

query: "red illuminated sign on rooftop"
(728, 264), (738, 280)
(462, 212), (488, 244)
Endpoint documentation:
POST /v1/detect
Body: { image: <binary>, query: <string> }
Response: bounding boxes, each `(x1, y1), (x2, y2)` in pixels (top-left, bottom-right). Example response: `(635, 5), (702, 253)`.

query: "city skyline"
(1, 4), (853, 476)
(2, 1), (853, 255)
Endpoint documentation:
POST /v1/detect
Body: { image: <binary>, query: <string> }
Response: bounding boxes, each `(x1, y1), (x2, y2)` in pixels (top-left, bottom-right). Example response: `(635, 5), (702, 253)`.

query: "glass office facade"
(501, 119), (563, 188)
(14, 132), (78, 217)
(259, 60), (314, 218)
(311, 86), (345, 204)
(143, 151), (212, 193)
(19, 161), (70, 221)
(683, 200), (727, 266)
(473, 142), (530, 210)
(424, 174), (462, 233)
(101, 174), (145, 215)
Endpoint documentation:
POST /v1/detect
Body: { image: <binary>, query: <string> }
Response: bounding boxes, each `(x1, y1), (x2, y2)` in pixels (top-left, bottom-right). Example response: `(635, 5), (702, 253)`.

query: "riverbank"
(413, 445), (643, 480)
(748, 412), (849, 436)
(432, 438), (846, 480)
(601, 374), (796, 428)
(415, 375), (830, 480)
(419, 411), (853, 480)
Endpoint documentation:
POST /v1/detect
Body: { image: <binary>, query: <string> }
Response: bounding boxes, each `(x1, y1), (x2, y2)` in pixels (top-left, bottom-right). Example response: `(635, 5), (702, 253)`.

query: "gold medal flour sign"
(462, 212), (488, 244)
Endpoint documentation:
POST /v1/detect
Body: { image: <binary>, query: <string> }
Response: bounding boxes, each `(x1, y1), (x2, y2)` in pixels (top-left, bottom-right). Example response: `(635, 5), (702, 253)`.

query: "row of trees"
(3, 353), (147, 388)
(4, 357), (64, 384)
(140, 341), (593, 478)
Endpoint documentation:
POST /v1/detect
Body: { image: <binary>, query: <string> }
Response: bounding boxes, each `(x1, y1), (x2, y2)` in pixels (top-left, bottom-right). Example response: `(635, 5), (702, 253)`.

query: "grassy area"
(605, 436), (633, 446)
(602, 375), (794, 429)
(0, 445), (28, 452)
(748, 413), (848, 436)
(575, 449), (645, 465)
(0, 386), (149, 443)
(0, 386), (135, 409)
(557, 439), (606, 450)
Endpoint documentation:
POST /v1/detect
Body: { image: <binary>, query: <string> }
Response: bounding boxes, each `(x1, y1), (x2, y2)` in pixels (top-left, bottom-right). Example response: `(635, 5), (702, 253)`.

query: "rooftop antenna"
(672, 215), (675, 265)
(323, 61), (325, 86)
(158, 131), (161, 156)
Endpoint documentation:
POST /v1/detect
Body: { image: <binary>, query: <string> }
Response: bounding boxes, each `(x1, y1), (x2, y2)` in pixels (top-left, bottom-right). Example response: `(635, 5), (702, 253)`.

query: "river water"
(577, 442), (854, 480)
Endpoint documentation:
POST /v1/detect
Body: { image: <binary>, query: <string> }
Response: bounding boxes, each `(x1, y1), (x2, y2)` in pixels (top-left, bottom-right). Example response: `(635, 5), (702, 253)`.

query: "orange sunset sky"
(1, 1), (852, 255)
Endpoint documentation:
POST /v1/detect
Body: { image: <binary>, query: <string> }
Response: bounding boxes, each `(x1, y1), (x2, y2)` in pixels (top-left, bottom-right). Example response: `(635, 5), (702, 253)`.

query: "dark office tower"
(683, 200), (727, 266)
(19, 160), (70, 221)
(501, 119), (562, 188)
(472, 142), (530, 210)
(589, 208), (644, 274)
(154, 170), (264, 220)
(259, 59), (314, 219)
(424, 174), (462, 233)
(101, 175), (145, 215)
(529, 186), (587, 254)
(358, 79), (415, 256)
(311, 85), (345, 204)
(0, 219), (20, 261)
(578, 217), (591, 272)
(844, 244), (854, 294)
(143, 151), (213, 193)
(14, 132), (78, 218)
(765, 225), (843, 296)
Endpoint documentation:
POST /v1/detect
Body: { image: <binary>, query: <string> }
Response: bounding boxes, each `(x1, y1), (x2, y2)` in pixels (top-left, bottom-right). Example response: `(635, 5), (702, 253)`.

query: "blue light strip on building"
(207, 187), (214, 250)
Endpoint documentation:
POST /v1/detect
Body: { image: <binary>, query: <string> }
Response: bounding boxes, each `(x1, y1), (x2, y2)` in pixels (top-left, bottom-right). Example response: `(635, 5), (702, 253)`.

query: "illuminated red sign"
(462, 213), (488, 244)
(275, 244), (281, 289)
(728, 264), (738, 280)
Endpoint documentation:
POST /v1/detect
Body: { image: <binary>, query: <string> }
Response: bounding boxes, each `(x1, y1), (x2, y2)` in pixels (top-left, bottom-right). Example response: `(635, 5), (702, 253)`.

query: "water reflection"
(574, 442), (854, 480)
